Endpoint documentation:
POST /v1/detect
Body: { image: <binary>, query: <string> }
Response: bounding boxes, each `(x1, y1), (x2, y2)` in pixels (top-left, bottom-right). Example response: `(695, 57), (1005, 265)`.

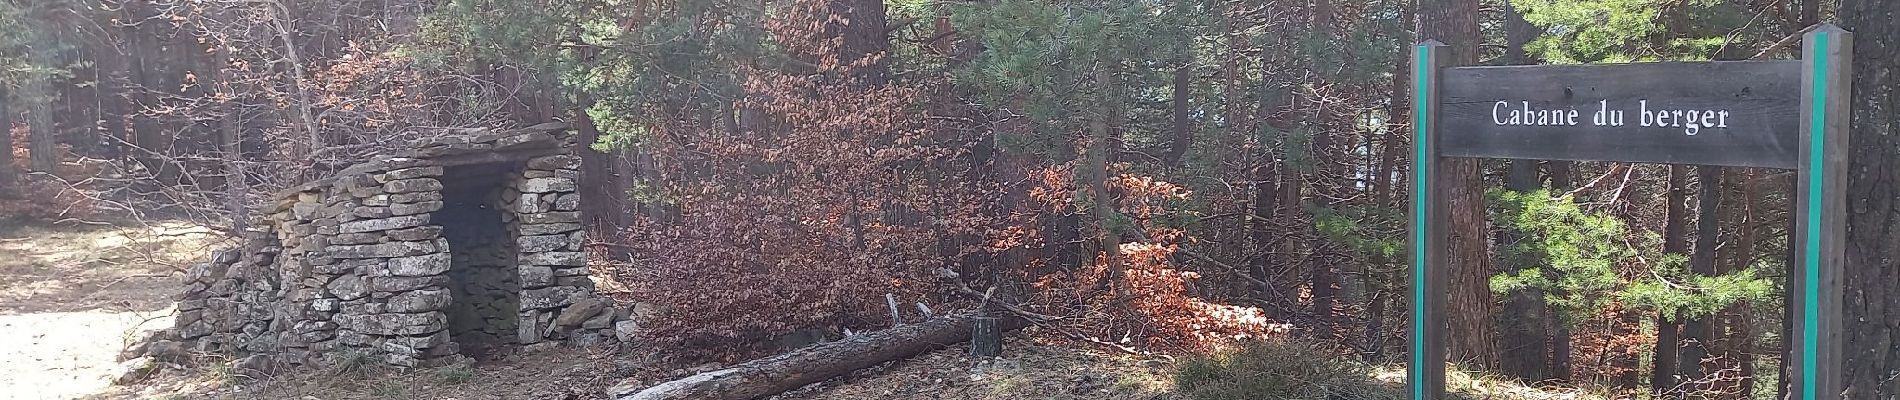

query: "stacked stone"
(312, 162), (458, 367)
(171, 248), (253, 352)
(501, 154), (613, 345)
(445, 250), (520, 346)
(153, 124), (632, 369)
(410, 126), (559, 156)
(150, 233), (288, 360)
(273, 189), (326, 364)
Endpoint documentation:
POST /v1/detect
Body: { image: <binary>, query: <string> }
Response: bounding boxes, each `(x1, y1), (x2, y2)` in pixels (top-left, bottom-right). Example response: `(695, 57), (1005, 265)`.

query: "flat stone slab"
(338, 215), (430, 234)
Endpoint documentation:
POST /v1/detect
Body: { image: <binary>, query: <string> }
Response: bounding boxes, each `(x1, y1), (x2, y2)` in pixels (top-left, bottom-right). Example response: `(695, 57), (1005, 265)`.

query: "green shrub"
(207, 362), (239, 388)
(436, 363), (475, 384)
(327, 351), (378, 377)
(369, 379), (406, 397)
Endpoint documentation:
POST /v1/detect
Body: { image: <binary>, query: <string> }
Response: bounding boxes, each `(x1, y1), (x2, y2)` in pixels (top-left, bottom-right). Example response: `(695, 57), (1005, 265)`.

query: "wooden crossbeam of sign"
(1438, 61), (1801, 168)
(1407, 24), (1851, 400)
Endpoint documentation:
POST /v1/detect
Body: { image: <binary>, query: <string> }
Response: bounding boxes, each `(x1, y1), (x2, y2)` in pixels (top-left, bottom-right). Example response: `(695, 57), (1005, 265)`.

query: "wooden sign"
(1439, 61), (1802, 168)
(1408, 24), (1852, 400)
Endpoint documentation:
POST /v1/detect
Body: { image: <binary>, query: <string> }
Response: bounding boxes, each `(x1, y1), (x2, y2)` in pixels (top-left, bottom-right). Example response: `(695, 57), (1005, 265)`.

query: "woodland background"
(2, 0), (1899, 399)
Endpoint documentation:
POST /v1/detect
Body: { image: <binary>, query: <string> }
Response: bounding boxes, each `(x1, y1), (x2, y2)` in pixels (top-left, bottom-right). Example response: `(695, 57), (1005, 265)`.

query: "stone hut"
(157, 123), (628, 368)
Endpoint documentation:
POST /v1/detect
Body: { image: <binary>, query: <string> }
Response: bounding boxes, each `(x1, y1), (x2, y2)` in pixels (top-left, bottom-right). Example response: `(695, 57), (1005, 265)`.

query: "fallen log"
(612, 312), (1026, 400)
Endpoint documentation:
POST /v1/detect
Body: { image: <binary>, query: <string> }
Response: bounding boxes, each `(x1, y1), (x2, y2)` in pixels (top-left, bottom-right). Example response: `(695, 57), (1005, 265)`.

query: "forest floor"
(770, 335), (1178, 400)
(89, 333), (1604, 400)
(85, 335), (1181, 400)
(2, 220), (1605, 400)
(85, 346), (638, 399)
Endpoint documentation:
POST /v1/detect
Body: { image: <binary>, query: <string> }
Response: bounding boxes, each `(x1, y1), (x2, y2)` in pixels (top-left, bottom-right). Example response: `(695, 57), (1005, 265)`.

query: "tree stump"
(970, 316), (1001, 357)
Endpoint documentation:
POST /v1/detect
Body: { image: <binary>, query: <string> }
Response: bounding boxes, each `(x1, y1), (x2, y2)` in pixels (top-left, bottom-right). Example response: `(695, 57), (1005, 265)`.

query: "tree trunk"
(1259, 34), (1298, 316)
(26, 94), (55, 172)
(1225, 8), (1277, 304)
(212, 41), (247, 230)
(262, 0), (321, 164)
(1248, 161), (1278, 302)
(1496, 1), (1552, 380)
(1779, 168), (1799, 400)
(1839, 2), (1900, 398)
(0, 84), (13, 192)
(1655, 313), (1683, 395)
(1546, 162), (1572, 189)
(1419, 0), (1499, 370)
(26, 15), (59, 172)
(96, 33), (130, 161)
(831, 0), (890, 86)
(1653, 164), (1689, 395)
(1165, 62), (1193, 167)
(1365, 0), (1414, 357)
(384, 0), (425, 38)
(123, 0), (160, 159)
(1780, 193), (1797, 400)
(1548, 160), (1587, 385)
(1306, 0), (1342, 324)
(1499, 157), (1549, 382)
(1678, 166), (1722, 387)
(610, 313), (1023, 400)
(1375, 35), (1410, 212)
(57, 41), (99, 161)
(1266, 88), (1300, 317)
(572, 100), (636, 232)
(1088, 65), (1122, 295)
(1726, 171), (1760, 399)
(1800, 0), (1819, 29)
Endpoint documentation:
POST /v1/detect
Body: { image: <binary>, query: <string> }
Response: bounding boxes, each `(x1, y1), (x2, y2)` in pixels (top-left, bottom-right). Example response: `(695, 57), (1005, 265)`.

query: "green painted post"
(1795, 23), (1850, 400)
(1409, 40), (1448, 400)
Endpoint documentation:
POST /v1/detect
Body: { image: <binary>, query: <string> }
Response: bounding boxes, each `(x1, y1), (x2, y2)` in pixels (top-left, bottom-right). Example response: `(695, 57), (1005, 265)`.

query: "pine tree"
(1496, 0), (1556, 382)
(1840, 0), (1900, 397)
(19, 0), (64, 172)
(1419, 0), (1500, 370)
(0, 0), (22, 192)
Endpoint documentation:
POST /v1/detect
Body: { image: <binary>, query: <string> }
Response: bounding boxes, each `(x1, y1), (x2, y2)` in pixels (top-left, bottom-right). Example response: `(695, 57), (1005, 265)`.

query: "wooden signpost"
(1408, 24), (1851, 400)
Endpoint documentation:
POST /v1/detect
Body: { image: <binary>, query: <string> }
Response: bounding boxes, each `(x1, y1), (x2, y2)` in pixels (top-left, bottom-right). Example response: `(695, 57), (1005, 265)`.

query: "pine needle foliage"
(1488, 189), (1773, 325)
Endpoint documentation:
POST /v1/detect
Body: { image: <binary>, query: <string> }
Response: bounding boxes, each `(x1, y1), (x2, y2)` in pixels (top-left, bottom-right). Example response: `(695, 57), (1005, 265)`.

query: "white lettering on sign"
(1638, 100), (1729, 135)
(1491, 101), (1580, 126)
(1491, 99), (1730, 136)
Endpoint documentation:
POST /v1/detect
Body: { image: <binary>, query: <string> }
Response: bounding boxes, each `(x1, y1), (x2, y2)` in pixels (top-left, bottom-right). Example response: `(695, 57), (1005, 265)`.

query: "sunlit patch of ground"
(0, 221), (225, 400)
(1, 309), (175, 400)
(1369, 367), (1610, 400)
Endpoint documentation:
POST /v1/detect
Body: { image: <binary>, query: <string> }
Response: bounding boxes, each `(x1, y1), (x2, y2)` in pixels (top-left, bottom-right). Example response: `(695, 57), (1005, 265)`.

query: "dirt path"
(0, 221), (223, 400)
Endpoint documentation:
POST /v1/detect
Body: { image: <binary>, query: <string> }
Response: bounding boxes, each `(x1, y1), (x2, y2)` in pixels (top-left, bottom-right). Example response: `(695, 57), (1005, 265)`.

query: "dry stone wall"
(150, 124), (632, 368)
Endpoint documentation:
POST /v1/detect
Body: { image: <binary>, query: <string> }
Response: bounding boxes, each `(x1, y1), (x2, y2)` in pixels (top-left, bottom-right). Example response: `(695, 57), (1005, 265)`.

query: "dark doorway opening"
(437, 162), (522, 359)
